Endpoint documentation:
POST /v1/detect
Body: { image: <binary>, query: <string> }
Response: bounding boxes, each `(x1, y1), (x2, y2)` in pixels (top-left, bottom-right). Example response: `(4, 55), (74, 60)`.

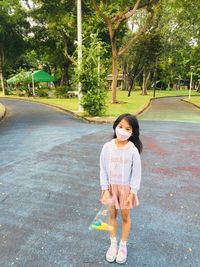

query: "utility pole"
(77, 0), (83, 112)
(31, 70), (35, 96)
(97, 42), (100, 86)
(189, 66), (194, 100)
(0, 70), (5, 96)
(0, 51), (5, 96)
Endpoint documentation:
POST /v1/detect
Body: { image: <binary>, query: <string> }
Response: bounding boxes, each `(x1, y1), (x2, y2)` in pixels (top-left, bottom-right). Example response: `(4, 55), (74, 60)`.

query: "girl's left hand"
(126, 193), (139, 207)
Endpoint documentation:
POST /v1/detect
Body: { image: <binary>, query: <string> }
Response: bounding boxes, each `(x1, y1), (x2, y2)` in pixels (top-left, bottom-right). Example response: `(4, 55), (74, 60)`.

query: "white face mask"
(116, 126), (132, 141)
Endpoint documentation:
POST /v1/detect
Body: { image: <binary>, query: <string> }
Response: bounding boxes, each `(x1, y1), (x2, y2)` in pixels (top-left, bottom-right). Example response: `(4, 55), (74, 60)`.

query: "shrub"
(74, 34), (107, 116)
(81, 88), (106, 116)
(37, 88), (48, 97)
(54, 86), (69, 98)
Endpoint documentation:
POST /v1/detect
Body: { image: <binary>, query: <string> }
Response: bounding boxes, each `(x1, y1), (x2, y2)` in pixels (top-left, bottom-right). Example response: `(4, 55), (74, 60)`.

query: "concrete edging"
(181, 98), (200, 109)
(0, 96), (94, 124)
(137, 94), (200, 117)
(0, 103), (6, 122)
(0, 94), (199, 124)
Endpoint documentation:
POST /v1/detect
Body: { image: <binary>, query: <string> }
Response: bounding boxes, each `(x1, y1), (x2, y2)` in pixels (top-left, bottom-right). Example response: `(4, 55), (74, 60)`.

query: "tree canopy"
(0, 0), (199, 99)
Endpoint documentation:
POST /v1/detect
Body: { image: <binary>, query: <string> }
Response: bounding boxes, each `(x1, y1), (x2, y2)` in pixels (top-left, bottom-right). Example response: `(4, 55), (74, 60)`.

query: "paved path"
(0, 98), (199, 267)
(0, 103), (6, 120)
(139, 97), (200, 123)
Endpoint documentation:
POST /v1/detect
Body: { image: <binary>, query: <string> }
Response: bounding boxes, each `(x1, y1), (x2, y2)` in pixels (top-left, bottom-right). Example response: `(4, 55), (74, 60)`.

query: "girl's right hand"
(100, 190), (111, 204)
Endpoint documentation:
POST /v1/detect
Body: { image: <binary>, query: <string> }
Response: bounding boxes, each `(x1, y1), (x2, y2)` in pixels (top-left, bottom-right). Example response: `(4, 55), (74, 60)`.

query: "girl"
(100, 113), (142, 264)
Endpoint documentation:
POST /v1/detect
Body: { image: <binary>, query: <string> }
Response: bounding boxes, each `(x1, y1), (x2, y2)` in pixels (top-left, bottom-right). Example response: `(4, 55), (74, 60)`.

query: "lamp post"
(31, 69), (35, 96)
(77, 0), (83, 112)
(189, 66), (194, 100)
(153, 54), (159, 98)
(96, 41), (100, 86)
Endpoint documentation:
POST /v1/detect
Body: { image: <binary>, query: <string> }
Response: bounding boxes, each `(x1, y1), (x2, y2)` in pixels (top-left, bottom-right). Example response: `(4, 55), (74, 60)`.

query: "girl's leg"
(109, 205), (118, 238)
(121, 209), (131, 241)
(116, 209), (131, 264)
(106, 205), (118, 262)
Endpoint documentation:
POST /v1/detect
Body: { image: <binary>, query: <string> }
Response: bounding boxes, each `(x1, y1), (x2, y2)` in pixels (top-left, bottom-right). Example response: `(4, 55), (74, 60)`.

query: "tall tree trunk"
(0, 47), (5, 96)
(142, 70), (150, 95)
(178, 77), (180, 90)
(128, 80), (134, 97)
(197, 80), (200, 92)
(92, 0), (156, 102)
(0, 71), (5, 96)
(111, 40), (118, 103)
(60, 61), (70, 86)
(142, 71), (146, 95)
(127, 67), (142, 97)
(145, 71), (151, 93)
(122, 63), (128, 90)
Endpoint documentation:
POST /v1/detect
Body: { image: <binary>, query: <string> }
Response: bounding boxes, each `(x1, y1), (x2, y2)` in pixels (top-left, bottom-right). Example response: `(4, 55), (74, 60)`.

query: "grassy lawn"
(106, 89), (200, 117)
(183, 96), (200, 107)
(106, 91), (151, 117)
(0, 93), (79, 111)
(0, 89), (199, 119)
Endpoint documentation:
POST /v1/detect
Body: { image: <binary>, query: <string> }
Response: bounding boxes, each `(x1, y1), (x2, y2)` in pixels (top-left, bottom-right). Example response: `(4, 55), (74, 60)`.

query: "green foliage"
(14, 85), (32, 97)
(81, 89), (107, 116)
(74, 34), (107, 116)
(54, 86), (69, 98)
(120, 0), (200, 91)
(0, 0), (30, 80)
(1, 0), (200, 99)
(37, 88), (48, 97)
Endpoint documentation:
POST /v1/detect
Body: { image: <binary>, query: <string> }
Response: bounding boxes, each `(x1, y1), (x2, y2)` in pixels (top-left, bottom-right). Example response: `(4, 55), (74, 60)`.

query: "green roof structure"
(7, 70), (56, 84)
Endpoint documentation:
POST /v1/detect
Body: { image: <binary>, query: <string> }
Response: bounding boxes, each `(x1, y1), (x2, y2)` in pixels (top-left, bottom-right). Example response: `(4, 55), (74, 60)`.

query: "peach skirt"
(109, 184), (138, 210)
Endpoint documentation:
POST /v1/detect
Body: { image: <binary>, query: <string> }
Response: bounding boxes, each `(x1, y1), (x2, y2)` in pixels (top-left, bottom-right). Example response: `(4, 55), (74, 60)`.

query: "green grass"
(0, 89), (199, 119)
(0, 93), (78, 111)
(191, 96), (200, 107)
(106, 91), (151, 116)
(183, 96), (200, 107)
(105, 89), (200, 117)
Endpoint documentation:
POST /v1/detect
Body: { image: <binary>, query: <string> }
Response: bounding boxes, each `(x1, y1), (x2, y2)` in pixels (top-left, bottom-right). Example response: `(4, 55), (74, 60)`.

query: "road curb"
(181, 98), (200, 109)
(137, 95), (185, 118)
(1, 94), (199, 124)
(0, 103), (6, 122)
(0, 96), (146, 124)
(0, 96), (95, 124)
(138, 94), (200, 116)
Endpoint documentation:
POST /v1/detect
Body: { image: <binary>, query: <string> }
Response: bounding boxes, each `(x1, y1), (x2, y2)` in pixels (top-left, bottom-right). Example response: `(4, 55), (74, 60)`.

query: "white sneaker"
(106, 238), (118, 262)
(116, 241), (127, 264)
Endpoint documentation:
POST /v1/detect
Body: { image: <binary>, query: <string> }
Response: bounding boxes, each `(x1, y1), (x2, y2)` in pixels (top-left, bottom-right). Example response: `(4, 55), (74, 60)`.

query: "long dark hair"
(113, 113), (143, 154)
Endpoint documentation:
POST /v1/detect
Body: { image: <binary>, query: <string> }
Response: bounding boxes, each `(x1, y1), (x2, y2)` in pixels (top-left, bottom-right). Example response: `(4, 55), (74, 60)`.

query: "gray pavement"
(0, 98), (200, 267)
(139, 96), (200, 123)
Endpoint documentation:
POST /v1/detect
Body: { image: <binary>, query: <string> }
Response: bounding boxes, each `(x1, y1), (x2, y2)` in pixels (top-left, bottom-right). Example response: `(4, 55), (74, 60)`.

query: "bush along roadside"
(74, 33), (107, 116)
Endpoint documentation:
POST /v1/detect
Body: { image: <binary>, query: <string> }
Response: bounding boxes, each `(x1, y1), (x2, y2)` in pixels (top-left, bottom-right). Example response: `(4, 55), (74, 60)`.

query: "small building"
(106, 74), (127, 89)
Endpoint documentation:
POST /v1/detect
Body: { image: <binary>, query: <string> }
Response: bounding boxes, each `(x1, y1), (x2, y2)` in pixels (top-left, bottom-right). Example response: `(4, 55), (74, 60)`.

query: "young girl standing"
(100, 113), (143, 264)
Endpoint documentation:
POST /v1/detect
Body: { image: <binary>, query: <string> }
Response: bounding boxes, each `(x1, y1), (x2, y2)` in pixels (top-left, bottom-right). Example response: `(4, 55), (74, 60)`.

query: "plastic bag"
(89, 204), (114, 232)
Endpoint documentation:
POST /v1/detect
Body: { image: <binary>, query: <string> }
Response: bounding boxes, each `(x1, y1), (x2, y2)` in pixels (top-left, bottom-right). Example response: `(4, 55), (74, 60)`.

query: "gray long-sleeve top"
(100, 139), (142, 195)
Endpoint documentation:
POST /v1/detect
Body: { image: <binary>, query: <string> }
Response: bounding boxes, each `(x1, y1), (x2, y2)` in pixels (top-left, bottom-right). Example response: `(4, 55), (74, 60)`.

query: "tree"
(121, 31), (163, 96)
(74, 34), (107, 116)
(92, 0), (159, 103)
(25, 0), (77, 86)
(120, 0), (200, 95)
(156, 0), (200, 90)
(0, 0), (29, 95)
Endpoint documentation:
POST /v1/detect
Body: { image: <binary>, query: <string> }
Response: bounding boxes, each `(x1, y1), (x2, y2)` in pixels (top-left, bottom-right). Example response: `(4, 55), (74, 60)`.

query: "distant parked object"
(151, 80), (168, 90)
(106, 73), (127, 89)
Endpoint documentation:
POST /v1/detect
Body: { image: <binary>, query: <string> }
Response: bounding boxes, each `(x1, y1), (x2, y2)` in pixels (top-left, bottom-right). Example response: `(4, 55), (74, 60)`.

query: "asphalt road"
(139, 96), (200, 123)
(0, 98), (199, 267)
